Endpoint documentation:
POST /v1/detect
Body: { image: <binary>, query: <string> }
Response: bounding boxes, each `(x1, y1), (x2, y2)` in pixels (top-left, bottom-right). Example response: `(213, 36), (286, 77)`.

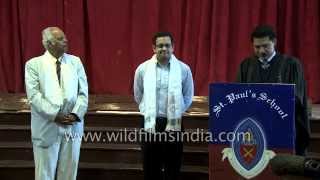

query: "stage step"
(0, 160), (208, 180)
(0, 111), (208, 129)
(0, 125), (208, 146)
(309, 133), (320, 153)
(311, 119), (320, 133)
(306, 152), (320, 160)
(2, 111), (320, 132)
(0, 124), (319, 152)
(0, 141), (208, 166)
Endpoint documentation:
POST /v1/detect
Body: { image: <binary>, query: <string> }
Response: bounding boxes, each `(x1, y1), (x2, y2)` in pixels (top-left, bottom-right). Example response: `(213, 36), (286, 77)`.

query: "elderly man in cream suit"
(25, 27), (88, 180)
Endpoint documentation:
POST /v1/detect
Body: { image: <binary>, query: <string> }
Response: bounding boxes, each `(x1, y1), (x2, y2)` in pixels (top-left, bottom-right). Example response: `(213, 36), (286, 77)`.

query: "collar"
(44, 51), (65, 63)
(258, 51), (276, 63)
(156, 55), (171, 68)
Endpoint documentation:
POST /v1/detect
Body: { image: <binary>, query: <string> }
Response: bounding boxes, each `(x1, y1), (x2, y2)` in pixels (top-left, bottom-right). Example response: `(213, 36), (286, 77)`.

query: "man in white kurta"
(25, 27), (88, 180)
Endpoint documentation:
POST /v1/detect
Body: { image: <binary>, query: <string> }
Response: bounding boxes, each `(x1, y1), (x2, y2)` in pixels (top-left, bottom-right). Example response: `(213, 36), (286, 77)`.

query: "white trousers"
(33, 127), (82, 180)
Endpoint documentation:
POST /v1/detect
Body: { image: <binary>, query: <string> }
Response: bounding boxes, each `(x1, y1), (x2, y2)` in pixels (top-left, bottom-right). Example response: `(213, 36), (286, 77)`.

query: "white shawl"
(142, 54), (183, 133)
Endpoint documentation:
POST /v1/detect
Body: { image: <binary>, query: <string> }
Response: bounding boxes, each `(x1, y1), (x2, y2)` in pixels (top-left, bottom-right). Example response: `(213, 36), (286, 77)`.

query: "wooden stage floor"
(0, 93), (319, 120)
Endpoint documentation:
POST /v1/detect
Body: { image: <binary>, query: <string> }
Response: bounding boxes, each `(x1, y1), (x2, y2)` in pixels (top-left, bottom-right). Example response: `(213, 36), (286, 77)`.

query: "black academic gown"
(236, 53), (310, 155)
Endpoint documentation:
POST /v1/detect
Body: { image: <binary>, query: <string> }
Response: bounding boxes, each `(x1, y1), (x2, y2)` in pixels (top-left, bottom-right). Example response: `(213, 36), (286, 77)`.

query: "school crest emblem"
(222, 117), (275, 179)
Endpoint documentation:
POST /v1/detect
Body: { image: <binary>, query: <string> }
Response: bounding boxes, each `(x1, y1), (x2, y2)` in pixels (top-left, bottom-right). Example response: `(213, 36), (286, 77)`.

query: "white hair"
(42, 27), (56, 50)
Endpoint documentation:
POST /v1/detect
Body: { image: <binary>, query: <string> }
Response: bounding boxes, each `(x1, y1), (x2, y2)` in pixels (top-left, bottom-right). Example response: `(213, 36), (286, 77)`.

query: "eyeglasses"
(156, 43), (172, 48)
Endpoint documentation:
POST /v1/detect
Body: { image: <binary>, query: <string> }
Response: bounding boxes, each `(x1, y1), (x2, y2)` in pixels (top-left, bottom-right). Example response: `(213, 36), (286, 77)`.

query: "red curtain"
(1, 0), (319, 103)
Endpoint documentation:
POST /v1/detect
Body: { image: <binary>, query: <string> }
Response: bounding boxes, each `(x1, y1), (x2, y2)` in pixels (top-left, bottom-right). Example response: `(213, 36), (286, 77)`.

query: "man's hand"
(64, 114), (78, 122)
(55, 113), (77, 125)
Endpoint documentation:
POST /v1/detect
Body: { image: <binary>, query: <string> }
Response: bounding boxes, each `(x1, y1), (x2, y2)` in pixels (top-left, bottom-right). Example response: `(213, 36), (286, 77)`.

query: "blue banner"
(209, 83), (295, 179)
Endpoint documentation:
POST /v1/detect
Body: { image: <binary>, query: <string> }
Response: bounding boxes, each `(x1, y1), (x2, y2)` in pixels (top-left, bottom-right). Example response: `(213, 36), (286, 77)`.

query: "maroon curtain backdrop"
(1, 0), (319, 103)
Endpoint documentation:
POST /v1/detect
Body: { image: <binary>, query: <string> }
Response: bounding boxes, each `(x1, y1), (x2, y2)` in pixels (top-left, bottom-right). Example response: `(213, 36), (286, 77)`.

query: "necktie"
(261, 59), (270, 69)
(56, 60), (61, 85)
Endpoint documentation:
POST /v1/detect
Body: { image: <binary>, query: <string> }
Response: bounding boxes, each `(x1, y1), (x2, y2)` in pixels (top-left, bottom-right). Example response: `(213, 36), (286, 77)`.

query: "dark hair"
(251, 25), (276, 41)
(152, 32), (174, 45)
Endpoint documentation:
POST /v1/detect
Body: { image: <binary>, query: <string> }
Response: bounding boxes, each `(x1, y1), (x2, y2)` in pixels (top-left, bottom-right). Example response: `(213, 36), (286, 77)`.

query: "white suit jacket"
(25, 51), (88, 147)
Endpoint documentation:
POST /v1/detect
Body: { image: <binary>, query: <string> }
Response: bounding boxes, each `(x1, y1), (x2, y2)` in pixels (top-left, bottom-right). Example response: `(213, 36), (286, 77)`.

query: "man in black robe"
(236, 25), (310, 155)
